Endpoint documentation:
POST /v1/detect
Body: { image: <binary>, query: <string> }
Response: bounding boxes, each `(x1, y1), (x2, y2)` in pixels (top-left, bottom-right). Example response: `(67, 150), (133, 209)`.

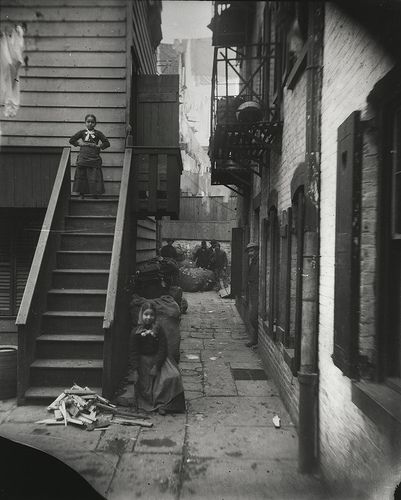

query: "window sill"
(352, 380), (401, 437)
(285, 43), (308, 91)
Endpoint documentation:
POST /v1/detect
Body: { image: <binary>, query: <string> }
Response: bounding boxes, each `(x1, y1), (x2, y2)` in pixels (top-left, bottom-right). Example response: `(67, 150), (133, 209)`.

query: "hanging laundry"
(0, 25), (25, 117)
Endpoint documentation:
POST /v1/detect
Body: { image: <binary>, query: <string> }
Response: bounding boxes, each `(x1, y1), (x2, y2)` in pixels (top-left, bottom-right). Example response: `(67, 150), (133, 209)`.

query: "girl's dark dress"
(131, 323), (185, 413)
(69, 129), (110, 195)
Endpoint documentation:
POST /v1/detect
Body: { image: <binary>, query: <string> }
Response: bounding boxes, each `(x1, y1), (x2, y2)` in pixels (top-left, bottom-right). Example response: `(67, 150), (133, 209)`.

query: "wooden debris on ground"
(35, 384), (153, 431)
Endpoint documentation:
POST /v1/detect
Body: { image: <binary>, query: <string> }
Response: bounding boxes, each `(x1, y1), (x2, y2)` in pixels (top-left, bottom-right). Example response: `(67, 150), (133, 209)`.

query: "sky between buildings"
(161, 1), (213, 43)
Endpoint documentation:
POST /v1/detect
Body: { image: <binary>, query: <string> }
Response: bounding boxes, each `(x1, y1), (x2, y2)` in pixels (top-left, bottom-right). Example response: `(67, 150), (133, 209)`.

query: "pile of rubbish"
(128, 256), (187, 314)
(179, 265), (216, 292)
(35, 385), (152, 431)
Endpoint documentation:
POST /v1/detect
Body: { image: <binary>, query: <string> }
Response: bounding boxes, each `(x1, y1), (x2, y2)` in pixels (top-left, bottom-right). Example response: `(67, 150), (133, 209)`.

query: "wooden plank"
(5, 0), (126, 6)
(2, 107), (125, 123)
(24, 52), (125, 67)
(16, 92), (125, 107)
(0, 136), (125, 150)
(25, 36), (125, 52)
(1, 7), (126, 21)
(20, 78), (126, 93)
(0, 122), (125, 138)
(0, 21), (126, 37)
(136, 226), (157, 241)
(136, 239), (156, 251)
(161, 220), (234, 241)
(20, 67), (126, 78)
(136, 75), (179, 147)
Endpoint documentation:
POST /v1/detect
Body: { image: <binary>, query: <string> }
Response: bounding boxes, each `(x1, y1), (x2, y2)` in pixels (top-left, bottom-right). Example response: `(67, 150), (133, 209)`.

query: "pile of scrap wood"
(35, 385), (152, 430)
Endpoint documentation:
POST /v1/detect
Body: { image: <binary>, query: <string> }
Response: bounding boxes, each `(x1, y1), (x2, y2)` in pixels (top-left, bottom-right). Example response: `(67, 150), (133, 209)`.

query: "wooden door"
(136, 75), (179, 147)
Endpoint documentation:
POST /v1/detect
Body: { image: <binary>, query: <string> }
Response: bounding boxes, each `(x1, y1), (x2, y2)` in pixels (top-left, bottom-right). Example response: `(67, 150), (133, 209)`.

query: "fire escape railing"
(208, 32), (283, 194)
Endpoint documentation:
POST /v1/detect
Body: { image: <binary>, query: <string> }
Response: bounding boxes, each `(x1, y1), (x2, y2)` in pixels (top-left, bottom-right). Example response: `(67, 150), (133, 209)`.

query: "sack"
(168, 285), (183, 305)
(130, 294), (181, 363)
(179, 267), (216, 292)
(180, 297), (188, 314)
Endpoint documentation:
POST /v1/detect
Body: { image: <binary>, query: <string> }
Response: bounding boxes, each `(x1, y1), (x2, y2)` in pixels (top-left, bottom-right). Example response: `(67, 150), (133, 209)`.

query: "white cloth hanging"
(0, 25), (24, 117)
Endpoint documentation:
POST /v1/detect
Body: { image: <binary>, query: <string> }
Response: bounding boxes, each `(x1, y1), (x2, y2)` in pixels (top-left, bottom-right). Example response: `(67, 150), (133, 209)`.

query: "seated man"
(193, 240), (210, 269)
(160, 239), (178, 260)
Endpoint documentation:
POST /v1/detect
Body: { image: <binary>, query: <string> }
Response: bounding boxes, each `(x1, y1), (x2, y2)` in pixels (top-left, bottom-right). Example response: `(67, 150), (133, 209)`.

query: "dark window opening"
(0, 209), (44, 317)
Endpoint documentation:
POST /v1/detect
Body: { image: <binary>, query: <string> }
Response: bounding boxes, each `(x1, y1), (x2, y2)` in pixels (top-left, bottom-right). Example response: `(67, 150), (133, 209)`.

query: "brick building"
(208, 1), (401, 497)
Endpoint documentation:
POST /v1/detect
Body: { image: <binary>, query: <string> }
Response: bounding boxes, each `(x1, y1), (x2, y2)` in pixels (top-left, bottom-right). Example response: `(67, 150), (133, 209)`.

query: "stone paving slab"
(180, 457), (327, 500)
(0, 421), (101, 451)
(135, 413), (186, 455)
(96, 425), (140, 455)
(187, 424), (298, 460)
(107, 452), (181, 499)
(235, 380), (273, 397)
(203, 358), (238, 396)
(188, 396), (293, 427)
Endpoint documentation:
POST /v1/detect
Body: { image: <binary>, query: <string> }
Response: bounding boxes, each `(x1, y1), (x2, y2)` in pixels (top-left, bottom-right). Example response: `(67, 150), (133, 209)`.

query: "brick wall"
(319, 2), (397, 495)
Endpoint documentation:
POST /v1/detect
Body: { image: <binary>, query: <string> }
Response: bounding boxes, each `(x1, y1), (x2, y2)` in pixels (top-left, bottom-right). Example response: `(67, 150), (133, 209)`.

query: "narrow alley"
(0, 291), (327, 500)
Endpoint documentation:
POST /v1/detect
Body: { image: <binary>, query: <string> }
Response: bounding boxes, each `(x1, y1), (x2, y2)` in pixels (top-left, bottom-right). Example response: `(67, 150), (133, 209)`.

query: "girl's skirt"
(73, 145), (105, 195)
(137, 355), (185, 413)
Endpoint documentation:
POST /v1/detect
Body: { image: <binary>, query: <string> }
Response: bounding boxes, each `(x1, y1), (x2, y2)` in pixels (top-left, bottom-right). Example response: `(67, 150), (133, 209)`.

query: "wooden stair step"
(56, 251), (112, 270)
(48, 289), (107, 295)
(25, 386), (103, 402)
(53, 269), (109, 275)
(42, 311), (104, 318)
(47, 289), (106, 311)
(36, 334), (104, 360)
(37, 334), (104, 342)
(52, 269), (109, 289)
(31, 359), (103, 369)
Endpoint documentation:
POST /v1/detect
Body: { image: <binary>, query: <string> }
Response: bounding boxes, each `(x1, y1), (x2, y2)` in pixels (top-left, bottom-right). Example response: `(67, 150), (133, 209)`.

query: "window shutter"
(0, 214), (12, 315)
(333, 111), (362, 377)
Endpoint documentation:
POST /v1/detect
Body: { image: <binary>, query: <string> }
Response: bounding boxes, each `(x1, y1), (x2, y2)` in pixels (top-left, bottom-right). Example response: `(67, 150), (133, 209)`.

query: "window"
(0, 210), (43, 317)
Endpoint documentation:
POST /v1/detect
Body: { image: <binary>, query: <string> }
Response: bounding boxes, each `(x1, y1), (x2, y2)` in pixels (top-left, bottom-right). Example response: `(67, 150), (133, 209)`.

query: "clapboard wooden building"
(0, 0), (182, 403)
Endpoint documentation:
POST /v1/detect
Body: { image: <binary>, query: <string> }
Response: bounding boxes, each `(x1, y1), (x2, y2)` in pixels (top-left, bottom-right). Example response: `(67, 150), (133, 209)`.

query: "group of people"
(193, 239), (228, 281)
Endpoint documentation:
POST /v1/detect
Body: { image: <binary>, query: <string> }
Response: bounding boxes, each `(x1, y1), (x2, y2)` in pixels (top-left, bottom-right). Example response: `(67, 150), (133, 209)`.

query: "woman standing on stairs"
(69, 114), (110, 199)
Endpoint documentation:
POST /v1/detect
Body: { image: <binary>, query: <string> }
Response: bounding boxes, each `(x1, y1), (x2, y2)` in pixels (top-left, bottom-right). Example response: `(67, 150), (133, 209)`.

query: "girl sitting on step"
(131, 302), (185, 415)
(69, 114), (110, 199)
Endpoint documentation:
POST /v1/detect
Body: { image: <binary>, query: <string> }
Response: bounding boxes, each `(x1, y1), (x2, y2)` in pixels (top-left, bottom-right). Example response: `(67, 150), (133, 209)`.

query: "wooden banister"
(102, 147), (135, 398)
(16, 147), (71, 326)
(103, 147), (133, 330)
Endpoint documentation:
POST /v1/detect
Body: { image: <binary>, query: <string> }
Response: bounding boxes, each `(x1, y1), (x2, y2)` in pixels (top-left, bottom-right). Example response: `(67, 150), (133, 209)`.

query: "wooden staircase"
(24, 197), (118, 404)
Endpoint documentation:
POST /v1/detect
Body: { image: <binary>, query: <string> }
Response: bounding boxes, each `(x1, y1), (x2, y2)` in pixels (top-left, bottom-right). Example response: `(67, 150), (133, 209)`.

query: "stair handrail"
(16, 147), (71, 327)
(103, 147), (133, 330)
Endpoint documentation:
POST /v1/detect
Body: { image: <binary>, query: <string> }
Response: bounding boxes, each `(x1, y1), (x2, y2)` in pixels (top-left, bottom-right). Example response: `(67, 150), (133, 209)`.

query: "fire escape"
(208, 1), (282, 195)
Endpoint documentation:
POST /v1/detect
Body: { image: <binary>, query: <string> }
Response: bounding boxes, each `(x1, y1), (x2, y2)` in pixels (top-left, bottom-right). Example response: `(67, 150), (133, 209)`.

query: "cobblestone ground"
(0, 291), (328, 499)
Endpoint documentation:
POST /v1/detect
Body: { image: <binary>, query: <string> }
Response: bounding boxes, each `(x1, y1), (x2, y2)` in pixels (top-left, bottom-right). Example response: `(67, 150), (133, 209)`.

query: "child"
(69, 114), (110, 198)
(131, 302), (185, 415)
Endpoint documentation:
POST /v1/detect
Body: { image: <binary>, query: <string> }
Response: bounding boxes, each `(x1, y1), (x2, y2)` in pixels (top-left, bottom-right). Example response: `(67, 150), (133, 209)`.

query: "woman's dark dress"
(69, 129), (110, 195)
(131, 323), (185, 413)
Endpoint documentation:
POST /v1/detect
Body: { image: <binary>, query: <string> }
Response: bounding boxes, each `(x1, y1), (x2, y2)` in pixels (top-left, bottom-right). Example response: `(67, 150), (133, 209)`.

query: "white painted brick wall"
(319, 3), (397, 495)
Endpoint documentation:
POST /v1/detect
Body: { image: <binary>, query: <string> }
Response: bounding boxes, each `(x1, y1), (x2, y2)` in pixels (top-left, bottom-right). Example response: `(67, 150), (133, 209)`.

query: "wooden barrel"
(0, 346), (17, 399)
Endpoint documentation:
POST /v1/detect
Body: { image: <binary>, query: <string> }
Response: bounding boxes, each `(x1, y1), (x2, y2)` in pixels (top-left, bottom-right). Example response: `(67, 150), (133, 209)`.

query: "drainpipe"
(298, 2), (324, 474)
